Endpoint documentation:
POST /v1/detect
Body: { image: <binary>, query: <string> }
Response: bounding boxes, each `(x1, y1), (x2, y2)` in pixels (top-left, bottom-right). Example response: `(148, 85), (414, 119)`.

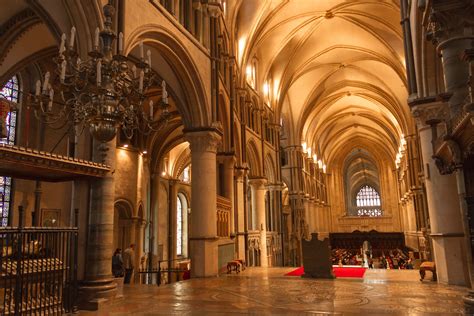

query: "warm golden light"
(238, 37), (246, 65)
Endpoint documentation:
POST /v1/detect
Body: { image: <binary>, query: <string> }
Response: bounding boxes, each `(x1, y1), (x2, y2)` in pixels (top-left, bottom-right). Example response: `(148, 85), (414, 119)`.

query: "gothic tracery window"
(0, 75), (19, 227)
(355, 185), (382, 217)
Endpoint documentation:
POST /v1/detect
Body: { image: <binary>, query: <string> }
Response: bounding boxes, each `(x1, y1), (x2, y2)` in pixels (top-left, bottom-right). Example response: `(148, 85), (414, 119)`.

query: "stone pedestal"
(301, 233), (334, 279)
(186, 130), (221, 277)
(249, 178), (268, 267)
(79, 140), (117, 310)
(419, 126), (469, 285)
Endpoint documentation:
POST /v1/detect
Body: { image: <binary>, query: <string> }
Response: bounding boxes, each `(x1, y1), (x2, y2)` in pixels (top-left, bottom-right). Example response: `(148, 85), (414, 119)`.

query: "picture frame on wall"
(41, 208), (61, 227)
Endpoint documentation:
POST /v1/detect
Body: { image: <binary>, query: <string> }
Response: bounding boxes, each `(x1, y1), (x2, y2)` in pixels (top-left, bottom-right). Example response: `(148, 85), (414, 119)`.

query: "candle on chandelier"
(76, 57), (81, 67)
(59, 33), (67, 55)
(42, 72), (50, 92)
(94, 27), (100, 49)
(132, 65), (137, 78)
(69, 26), (76, 49)
(149, 100), (154, 118)
(139, 70), (144, 92)
(60, 60), (67, 82)
(35, 80), (41, 96)
(147, 50), (152, 68)
(97, 60), (102, 86)
(139, 41), (144, 59)
(161, 80), (168, 103)
(118, 32), (124, 54)
(48, 88), (54, 111)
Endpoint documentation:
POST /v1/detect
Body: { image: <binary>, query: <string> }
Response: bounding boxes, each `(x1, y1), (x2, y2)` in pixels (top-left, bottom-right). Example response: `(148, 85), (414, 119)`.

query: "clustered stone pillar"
(418, 125), (469, 285)
(80, 140), (117, 309)
(185, 130), (221, 277)
(249, 178), (268, 267)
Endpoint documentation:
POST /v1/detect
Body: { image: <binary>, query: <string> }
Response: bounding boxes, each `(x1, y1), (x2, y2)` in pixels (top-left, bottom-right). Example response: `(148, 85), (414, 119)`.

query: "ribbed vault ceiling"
(234, 0), (413, 170)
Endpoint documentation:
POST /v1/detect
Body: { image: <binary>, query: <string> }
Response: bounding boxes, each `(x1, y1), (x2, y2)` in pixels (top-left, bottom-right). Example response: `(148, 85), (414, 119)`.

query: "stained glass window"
(176, 196), (183, 256)
(355, 185), (382, 217)
(0, 76), (19, 227)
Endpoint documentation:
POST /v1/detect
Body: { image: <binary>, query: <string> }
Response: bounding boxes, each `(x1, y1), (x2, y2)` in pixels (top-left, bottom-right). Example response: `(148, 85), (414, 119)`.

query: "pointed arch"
(246, 139), (262, 177)
(126, 25), (211, 129)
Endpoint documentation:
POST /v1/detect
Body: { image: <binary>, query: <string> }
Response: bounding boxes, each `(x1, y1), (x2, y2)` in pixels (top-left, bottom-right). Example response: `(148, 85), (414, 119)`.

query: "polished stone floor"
(82, 267), (468, 315)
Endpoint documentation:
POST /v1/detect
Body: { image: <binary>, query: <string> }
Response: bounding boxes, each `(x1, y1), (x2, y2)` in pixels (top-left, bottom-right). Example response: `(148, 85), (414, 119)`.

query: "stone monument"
(302, 233), (334, 279)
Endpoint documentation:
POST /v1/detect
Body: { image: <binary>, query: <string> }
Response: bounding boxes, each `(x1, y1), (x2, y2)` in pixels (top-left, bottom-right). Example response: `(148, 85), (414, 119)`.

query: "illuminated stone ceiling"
(232, 0), (413, 170)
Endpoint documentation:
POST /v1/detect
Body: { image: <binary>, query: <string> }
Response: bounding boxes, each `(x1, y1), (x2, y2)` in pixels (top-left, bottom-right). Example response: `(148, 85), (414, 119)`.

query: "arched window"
(176, 196), (183, 256)
(180, 165), (190, 183)
(355, 185), (382, 217)
(1, 75), (19, 227)
(176, 193), (189, 257)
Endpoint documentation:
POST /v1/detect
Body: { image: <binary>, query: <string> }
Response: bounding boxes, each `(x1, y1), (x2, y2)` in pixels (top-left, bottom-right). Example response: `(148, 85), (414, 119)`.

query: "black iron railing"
(138, 258), (189, 286)
(0, 207), (78, 315)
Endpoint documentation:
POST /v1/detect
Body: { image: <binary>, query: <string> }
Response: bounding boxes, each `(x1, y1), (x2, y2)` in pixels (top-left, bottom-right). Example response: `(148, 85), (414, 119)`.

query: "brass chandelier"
(31, 2), (170, 142)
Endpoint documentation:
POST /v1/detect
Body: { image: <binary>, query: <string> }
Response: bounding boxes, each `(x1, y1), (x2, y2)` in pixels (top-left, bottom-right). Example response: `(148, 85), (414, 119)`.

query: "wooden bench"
(419, 261), (437, 281)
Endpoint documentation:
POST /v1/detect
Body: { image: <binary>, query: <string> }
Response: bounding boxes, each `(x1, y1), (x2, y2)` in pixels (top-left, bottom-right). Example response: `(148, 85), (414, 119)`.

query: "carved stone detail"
(411, 99), (450, 126)
(248, 177), (267, 190)
(433, 138), (463, 174)
(185, 130), (221, 154)
(425, 1), (474, 44)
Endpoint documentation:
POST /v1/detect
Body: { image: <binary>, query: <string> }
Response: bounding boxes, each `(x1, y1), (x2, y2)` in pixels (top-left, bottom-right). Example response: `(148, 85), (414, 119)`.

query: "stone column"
(185, 130), (221, 277)
(223, 156), (235, 235)
(235, 166), (247, 260)
(148, 173), (160, 271)
(80, 140), (117, 309)
(303, 199), (312, 235)
(419, 125), (469, 285)
(249, 178), (268, 267)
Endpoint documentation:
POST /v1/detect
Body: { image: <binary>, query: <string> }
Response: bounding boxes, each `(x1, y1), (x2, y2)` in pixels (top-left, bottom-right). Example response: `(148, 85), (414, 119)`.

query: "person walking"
(123, 244), (135, 284)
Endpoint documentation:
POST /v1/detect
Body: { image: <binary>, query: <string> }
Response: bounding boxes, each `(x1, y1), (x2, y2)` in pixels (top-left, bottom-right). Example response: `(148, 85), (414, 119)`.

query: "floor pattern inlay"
(81, 267), (468, 315)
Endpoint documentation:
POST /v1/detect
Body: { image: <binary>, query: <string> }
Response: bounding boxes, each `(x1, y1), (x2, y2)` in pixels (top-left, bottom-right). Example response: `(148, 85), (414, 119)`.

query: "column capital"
(425, 1), (474, 45)
(235, 164), (249, 180)
(184, 129), (221, 154)
(410, 94), (451, 126)
(248, 177), (267, 190)
(266, 182), (284, 191)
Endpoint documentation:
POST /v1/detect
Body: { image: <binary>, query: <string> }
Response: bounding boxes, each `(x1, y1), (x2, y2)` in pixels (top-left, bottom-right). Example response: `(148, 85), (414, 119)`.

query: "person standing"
(112, 248), (124, 277)
(123, 244), (135, 284)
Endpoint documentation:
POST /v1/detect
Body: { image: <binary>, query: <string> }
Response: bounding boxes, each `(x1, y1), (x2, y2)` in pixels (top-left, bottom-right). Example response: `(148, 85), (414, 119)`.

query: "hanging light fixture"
(30, 2), (170, 142)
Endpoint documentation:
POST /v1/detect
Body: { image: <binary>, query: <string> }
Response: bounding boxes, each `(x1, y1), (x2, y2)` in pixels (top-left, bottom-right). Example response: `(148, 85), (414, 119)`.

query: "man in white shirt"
(122, 244), (135, 284)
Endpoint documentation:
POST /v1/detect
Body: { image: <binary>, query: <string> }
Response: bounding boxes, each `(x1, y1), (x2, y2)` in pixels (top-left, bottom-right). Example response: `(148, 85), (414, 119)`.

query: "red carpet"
(285, 266), (366, 278)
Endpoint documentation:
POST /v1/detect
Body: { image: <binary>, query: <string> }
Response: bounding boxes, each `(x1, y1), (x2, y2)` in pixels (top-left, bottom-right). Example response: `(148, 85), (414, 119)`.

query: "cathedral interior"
(1, 0), (474, 314)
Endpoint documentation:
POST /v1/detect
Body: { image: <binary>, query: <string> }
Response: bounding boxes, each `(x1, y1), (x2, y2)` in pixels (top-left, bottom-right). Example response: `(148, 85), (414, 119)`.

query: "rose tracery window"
(355, 185), (382, 217)
(0, 75), (19, 227)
